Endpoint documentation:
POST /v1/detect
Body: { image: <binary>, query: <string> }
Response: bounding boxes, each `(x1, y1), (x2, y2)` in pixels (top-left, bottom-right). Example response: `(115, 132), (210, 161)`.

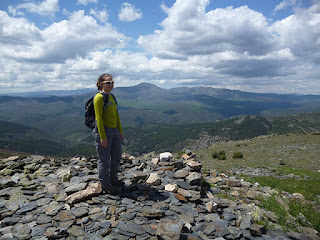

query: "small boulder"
(65, 182), (102, 204)
(159, 152), (172, 161)
(165, 184), (178, 192)
(146, 173), (161, 186)
(186, 172), (202, 185)
(156, 219), (183, 240)
(186, 160), (202, 172)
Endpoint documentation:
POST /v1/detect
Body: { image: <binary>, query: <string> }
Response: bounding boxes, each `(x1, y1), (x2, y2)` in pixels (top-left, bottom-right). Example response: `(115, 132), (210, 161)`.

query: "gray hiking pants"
(94, 127), (122, 190)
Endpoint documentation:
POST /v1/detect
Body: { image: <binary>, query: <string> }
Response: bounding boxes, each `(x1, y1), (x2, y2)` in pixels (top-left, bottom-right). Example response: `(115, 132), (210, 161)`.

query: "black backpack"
(85, 92), (118, 129)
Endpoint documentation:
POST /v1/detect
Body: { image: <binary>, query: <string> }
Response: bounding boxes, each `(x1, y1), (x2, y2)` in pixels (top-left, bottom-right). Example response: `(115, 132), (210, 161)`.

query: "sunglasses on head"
(101, 80), (114, 85)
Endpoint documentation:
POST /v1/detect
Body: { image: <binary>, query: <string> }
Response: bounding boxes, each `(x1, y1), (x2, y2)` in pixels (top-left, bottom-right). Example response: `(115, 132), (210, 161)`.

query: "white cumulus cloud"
(272, 3), (320, 64)
(0, 11), (42, 46)
(0, 10), (128, 63)
(274, 0), (298, 12)
(77, 0), (98, 5)
(118, 3), (143, 22)
(0, 0), (320, 95)
(89, 9), (109, 23)
(9, 0), (59, 16)
(138, 1), (276, 59)
(137, 0), (320, 83)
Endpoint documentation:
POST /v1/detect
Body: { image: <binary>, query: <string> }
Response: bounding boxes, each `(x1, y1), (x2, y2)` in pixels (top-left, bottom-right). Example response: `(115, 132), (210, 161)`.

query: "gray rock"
(99, 220), (111, 229)
(249, 224), (266, 236)
(16, 202), (38, 214)
(118, 221), (147, 235)
(173, 169), (189, 179)
(120, 212), (136, 220)
(59, 220), (75, 230)
(212, 219), (230, 237)
(31, 224), (51, 236)
(15, 224), (31, 236)
(76, 216), (89, 225)
(36, 214), (52, 224)
(227, 226), (242, 238)
(239, 214), (252, 230)
(44, 202), (64, 216)
(121, 197), (135, 205)
(2, 216), (20, 226)
(67, 225), (85, 237)
(156, 219), (183, 240)
(36, 198), (52, 206)
(203, 223), (216, 236)
(142, 209), (165, 219)
(54, 210), (75, 221)
(71, 207), (88, 217)
(64, 182), (87, 193)
(176, 180), (191, 190)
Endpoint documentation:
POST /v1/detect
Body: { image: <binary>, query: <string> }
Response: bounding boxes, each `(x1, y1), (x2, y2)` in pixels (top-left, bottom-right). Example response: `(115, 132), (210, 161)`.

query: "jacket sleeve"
(117, 111), (123, 135)
(93, 93), (106, 140)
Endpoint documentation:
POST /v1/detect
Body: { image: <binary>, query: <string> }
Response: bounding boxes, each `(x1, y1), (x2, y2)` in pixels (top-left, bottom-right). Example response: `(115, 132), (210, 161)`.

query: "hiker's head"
(97, 74), (114, 91)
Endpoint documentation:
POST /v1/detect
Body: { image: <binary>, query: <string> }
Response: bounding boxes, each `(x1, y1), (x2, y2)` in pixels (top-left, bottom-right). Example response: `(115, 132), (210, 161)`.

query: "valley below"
(0, 83), (319, 238)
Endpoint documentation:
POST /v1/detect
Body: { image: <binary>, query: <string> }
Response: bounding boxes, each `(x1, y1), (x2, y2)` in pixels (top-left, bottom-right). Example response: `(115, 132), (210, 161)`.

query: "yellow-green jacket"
(94, 93), (123, 140)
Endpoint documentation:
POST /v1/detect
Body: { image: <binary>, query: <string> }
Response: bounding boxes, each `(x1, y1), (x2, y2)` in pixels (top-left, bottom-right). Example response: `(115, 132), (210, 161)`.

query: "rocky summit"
(0, 152), (319, 240)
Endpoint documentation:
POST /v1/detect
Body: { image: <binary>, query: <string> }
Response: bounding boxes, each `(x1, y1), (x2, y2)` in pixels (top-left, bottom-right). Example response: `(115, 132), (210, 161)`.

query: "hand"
(101, 138), (108, 148)
(120, 134), (125, 143)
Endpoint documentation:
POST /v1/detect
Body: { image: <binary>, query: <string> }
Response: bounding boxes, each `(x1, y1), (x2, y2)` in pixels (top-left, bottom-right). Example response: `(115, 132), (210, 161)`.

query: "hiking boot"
(111, 179), (125, 187)
(102, 185), (123, 195)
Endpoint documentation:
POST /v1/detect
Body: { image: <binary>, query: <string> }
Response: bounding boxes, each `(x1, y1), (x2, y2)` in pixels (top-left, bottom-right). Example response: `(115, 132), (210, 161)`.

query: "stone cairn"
(0, 152), (319, 240)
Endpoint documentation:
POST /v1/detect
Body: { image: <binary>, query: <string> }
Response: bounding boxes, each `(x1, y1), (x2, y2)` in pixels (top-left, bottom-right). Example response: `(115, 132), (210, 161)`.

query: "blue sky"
(0, 0), (319, 94)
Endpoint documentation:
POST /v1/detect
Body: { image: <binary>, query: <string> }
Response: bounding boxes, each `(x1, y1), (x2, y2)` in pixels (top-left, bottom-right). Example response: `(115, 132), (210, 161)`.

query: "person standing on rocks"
(93, 73), (125, 194)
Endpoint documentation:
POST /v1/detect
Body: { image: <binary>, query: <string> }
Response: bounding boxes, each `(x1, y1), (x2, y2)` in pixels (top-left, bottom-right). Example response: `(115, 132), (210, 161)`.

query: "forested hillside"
(0, 84), (319, 157)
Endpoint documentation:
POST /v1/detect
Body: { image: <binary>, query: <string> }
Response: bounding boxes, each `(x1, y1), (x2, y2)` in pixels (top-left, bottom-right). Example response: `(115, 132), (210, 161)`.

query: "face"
(101, 77), (114, 92)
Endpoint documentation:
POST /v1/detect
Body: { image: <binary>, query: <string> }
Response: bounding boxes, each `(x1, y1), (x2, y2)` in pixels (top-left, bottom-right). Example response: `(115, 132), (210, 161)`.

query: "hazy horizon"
(1, 82), (318, 97)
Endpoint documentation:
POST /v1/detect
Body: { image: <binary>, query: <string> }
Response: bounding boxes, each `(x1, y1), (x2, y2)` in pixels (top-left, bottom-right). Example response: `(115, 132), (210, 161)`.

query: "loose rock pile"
(0, 152), (319, 239)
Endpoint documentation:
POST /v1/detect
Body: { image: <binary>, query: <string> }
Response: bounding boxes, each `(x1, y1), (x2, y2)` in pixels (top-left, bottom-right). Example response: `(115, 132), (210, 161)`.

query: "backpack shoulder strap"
(97, 92), (109, 109)
(110, 93), (118, 105)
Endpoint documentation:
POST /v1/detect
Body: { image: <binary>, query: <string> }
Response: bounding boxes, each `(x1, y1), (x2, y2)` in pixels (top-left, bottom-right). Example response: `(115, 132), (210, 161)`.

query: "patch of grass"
(0, 149), (31, 159)
(214, 192), (236, 201)
(260, 195), (288, 227)
(289, 199), (320, 232)
(198, 134), (320, 172)
(276, 166), (320, 180)
(259, 194), (320, 232)
(243, 176), (320, 201)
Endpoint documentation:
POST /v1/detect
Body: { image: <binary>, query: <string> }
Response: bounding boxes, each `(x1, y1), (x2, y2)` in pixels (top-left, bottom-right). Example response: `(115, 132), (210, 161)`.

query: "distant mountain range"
(0, 83), (319, 156)
(0, 88), (93, 98)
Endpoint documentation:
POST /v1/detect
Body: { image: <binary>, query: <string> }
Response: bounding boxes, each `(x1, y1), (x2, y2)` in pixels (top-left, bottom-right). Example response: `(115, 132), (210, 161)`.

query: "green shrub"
(212, 151), (219, 159)
(233, 152), (243, 159)
(176, 151), (183, 159)
(279, 159), (286, 165)
(219, 150), (226, 155)
(212, 150), (226, 160)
